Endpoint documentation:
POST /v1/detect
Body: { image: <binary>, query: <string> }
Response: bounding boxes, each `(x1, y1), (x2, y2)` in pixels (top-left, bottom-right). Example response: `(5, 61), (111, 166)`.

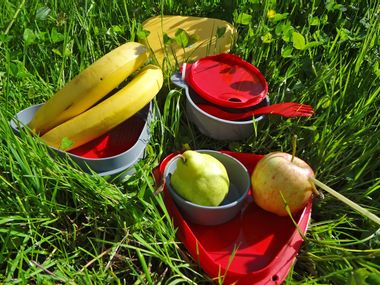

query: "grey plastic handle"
(171, 72), (188, 89)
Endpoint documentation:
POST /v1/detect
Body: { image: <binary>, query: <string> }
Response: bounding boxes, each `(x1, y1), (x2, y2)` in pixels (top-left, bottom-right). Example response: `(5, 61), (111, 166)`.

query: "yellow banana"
(41, 64), (163, 151)
(29, 42), (149, 134)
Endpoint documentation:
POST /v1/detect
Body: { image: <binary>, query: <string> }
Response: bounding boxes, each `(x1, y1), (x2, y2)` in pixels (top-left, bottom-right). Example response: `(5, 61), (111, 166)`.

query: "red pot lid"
(182, 53), (268, 109)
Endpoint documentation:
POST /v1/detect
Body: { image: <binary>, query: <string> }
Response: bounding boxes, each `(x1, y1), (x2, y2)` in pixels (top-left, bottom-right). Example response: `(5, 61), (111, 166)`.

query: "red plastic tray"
(156, 151), (311, 285)
(182, 54), (268, 109)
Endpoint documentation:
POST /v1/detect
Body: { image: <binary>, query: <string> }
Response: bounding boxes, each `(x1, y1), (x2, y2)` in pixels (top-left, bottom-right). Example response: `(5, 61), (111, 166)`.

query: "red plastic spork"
(198, 102), (314, 121)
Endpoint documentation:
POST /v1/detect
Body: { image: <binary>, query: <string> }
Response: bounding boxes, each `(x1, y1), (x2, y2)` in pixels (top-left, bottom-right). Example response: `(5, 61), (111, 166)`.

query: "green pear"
(171, 150), (230, 206)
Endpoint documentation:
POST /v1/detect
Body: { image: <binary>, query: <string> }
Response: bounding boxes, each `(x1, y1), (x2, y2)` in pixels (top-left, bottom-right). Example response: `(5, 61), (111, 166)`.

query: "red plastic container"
(156, 151), (311, 285)
(182, 54), (268, 109)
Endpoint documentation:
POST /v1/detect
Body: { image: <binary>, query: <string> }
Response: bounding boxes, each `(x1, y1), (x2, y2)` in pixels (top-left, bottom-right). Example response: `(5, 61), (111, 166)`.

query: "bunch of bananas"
(29, 42), (163, 151)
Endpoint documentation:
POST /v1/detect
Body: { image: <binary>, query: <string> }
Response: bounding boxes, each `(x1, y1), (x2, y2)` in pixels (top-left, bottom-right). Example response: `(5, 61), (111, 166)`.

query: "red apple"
(251, 152), (315, 216)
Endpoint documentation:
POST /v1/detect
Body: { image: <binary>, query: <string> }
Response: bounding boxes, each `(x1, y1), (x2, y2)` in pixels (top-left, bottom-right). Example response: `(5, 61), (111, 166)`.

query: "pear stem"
(178, 154), (186, 163)
(309, 177), (380, 226)
(291, 135), (297, 163)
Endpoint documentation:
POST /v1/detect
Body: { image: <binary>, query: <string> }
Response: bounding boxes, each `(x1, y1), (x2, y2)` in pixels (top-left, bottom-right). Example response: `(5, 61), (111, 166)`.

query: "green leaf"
(366, 273), (380, 285)
(137, 28), (150, 40)
(373, 61), (380, 78)
(348, 268), (369, 285)
(275, 23), (294, 42)
(339, 29), (349, 42)
(235, 13), (252, 25)
(313, 30), (329, 44)
(188, 33), (200, 45)
(50, 27), (64, 43)
(175, 28), (189, 48)
(0, 34), (13, 43)
(320, 98), (331, 109)
(93, 26), (99, 36)
(216, 26), (227, 39)
(308, 16), (320, 26)
(261, 32), (273, 43)
(10, 62), (19, 76)
(304, 41), (322, 49)
(36, 31), (48, 42)
(163, 33), (173, 45)
(23, 29), (36, 46)
(52, 48), (62, 57)
(9, 60), (27, 78)
(321, 14), (329, 25)
(292, 31), (305, 50)
(36, 6), (51, 21)
(326, 0), (346, 11)
(60, 137), (74, 150)
(281, 45), (293, 58)
(111, 25), (123, 34)
(271, 13), (289, 22)
(63, 46), (72, 57)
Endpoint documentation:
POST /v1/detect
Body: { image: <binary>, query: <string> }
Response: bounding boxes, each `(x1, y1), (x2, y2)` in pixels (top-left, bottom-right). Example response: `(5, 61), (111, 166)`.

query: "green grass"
(1, 0), (380, 284)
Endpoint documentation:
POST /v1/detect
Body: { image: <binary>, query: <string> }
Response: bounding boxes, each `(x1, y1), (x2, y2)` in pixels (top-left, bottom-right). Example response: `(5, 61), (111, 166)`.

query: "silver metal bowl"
(10, 103), (152, 178)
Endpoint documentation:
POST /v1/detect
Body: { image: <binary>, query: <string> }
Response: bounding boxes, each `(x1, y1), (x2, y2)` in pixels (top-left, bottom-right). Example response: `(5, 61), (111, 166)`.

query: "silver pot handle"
(171, 72), (188, 89)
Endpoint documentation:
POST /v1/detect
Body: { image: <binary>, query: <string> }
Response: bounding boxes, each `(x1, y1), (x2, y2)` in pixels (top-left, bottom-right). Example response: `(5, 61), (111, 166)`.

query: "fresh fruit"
(40, 64), (163, 151)
(29, 41), (149, 135)
(171, 150), (230, 206)
(251, 151), (380, 225)
(251, 152), (315, 216)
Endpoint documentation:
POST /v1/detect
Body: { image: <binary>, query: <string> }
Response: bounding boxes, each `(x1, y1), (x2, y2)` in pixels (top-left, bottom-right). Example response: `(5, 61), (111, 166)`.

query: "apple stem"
(310, 180), (321, 197)
(309, 177), (380, 226)
(291, 135), (297, 163)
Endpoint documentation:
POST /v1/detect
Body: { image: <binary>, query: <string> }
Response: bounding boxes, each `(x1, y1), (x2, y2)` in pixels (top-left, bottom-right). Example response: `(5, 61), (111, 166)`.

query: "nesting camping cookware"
(181, 53), (269, 109)
(155, 151), (312, 285)
(171, 71), (270, 140)
(178, 53), (313, 127)
(10, 102), (152, 178)
(164, 150), (251, 226)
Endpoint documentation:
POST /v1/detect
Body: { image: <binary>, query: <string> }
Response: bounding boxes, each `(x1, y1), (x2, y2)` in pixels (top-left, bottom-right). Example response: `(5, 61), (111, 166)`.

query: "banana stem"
(309, 177), (380, 226)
